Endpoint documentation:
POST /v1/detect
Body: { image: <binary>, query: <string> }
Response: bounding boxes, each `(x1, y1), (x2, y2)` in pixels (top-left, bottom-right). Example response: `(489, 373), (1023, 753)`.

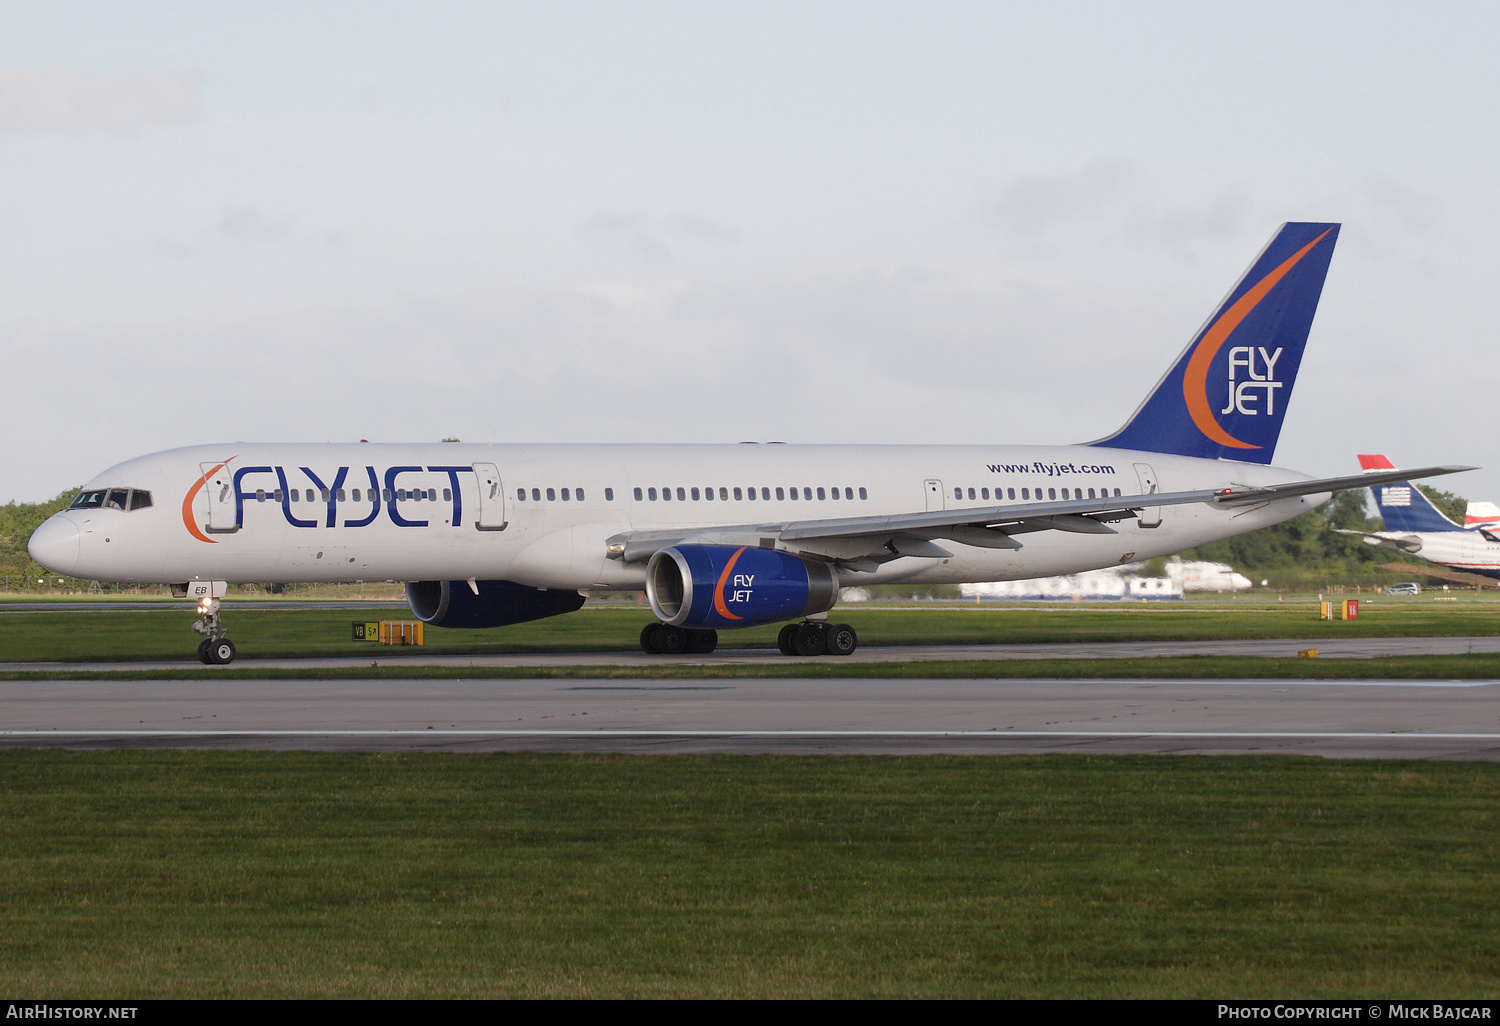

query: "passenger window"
(562, 488), (571, 501)
(129, 490), (153, 510)
(338, 489), (347, 502)
(605, 488), (614, 501)
(691, 487), (700, 501)
(762, 487), (771, 500)
(577, 488), (585, 501)
(789, 488), (798, 501)
(980, 488), (988, 500)
(677, 487), (686, 501)
(256, 489), (267, 502)
(734, 487), (743, 500)
(634, 487), (643, 501)
(290, 490), (299, 503)
(776, 487), (785, 500)
(1022, 488), (1030, 499)
(547, 488), (556, 501)
(1114, 488), (1122, 496)
(953, 487), (962, 500)
(858, 487), (867, 500)
(662, 487), (672, 502)
(320, 489), (330, 502)
(829, 487), (838, 500)
(1048, 488), (1057, 500)
(648, 487), (657, 501)
(803, 487), (812, 500)
(353, 489), (361, 502)
(517, 488), (525, 501)
(1088, 488), (1095, 499)
(1008, 488), (1016, 500)
(817, 487), (825, 500)
(532, 488), (541, 502)
(968, 488), (976, 500)
(719, 487), (728, 500)
(703, 487), (713, 501)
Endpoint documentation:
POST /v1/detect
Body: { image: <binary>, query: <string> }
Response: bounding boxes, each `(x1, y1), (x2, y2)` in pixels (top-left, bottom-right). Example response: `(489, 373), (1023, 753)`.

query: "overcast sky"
(3, 1), (1498, 504)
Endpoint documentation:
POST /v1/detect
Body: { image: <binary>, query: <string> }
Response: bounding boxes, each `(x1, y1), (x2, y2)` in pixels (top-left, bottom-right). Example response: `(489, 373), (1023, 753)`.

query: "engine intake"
(646, 544), (838, 629)
(406, 579), (585, 629)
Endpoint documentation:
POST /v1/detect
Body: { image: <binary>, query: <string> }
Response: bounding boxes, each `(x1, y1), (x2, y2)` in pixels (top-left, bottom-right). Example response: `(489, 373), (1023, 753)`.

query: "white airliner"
(1340, 454), (1500, 580)
(28, 223), (1470, 663)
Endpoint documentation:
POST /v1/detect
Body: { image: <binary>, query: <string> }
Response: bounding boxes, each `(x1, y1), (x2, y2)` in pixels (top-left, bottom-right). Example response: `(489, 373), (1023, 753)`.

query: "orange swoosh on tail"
(1182, 228), (1334, 449)
(181, 459), (234, 543)
(713, 547), (747, 621)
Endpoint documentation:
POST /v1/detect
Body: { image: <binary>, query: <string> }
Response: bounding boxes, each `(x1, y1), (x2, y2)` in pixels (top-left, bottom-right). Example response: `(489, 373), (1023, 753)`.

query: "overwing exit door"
(472, 462), (507, 531)
(924, 479), (945, 512)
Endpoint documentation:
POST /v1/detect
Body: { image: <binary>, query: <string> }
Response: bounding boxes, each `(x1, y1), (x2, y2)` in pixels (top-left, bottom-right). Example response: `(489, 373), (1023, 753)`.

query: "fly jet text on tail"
(28, 222), (1472, 663)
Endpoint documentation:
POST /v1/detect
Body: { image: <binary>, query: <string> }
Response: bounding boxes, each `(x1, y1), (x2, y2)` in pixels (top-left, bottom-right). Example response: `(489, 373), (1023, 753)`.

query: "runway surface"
(4, 634), (1499, 674)
(4, 676), (1498, 759)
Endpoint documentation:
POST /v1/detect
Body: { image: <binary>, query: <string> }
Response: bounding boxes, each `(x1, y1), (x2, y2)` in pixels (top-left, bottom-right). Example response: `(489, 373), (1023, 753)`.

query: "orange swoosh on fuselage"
(1181, 228), (1334, 449)
(713, 547), (747, 621)
(181, 459), (234, 543)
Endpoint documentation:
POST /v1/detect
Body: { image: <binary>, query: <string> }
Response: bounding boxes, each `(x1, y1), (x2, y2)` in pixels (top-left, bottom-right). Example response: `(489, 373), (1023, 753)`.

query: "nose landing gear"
(190, 596), (237, 664)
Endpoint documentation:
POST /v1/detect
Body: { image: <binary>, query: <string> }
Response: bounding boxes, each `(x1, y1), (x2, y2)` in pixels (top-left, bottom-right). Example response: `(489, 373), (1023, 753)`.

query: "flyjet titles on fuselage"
(211, 464), (476, 533)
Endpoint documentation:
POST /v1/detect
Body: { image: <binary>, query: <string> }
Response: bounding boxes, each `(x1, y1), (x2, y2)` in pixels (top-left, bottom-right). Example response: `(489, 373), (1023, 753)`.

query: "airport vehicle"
(1338, 454), (1500, 581)
(1383, 582), (1423, 596)
(28, 222), (1470, 663)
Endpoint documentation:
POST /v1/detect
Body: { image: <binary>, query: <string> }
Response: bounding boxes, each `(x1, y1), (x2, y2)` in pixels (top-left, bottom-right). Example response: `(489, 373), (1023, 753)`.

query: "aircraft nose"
(28, 516), (79, 575)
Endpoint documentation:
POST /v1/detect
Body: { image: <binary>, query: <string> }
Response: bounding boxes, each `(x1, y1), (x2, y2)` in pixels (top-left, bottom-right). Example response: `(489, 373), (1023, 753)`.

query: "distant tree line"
(0, 489), (78, 583)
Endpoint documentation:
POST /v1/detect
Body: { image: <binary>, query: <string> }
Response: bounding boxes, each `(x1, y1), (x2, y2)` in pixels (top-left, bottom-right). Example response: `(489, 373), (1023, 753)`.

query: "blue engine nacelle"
(405, 579), (585, 629)
(646, 544), (839, 630)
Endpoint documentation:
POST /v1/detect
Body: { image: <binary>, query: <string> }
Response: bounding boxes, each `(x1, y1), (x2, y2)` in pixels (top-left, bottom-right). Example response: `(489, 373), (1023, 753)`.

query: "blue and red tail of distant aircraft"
(1094, 222), (1340, 464)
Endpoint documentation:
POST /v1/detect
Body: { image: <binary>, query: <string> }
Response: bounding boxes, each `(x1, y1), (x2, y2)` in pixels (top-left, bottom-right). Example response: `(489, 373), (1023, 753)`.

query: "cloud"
(1125, 189), (1248, 247)
(581, 210), (740, 263)
(1364, 177), (1439, 236)
(217, 203), (292, 241)
(993, 158), (1135, 234)
(0, 66), (202, 135)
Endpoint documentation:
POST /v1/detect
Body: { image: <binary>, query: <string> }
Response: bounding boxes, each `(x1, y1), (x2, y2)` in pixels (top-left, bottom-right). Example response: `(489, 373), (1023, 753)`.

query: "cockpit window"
(69, 488), (153, 511)
(70, 489), (108, 509)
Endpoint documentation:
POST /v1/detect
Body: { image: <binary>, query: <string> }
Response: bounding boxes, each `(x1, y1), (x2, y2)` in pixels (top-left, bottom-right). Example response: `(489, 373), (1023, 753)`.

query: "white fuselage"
(1363, 529), (1500, 579)
(34, 441), (1325, 595)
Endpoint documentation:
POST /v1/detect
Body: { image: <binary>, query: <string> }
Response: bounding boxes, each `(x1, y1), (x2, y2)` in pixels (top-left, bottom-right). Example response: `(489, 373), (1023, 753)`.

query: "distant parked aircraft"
(1342, 454), (1500, 580)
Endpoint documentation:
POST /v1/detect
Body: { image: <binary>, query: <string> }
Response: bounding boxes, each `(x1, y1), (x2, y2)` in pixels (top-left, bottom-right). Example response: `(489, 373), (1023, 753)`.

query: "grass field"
(1, 599), (1498, 663)
(1, 751), (1496, 998)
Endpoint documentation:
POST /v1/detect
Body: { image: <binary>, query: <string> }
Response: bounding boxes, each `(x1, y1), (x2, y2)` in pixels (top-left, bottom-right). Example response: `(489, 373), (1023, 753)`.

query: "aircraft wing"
(605, 465), (1474, 568)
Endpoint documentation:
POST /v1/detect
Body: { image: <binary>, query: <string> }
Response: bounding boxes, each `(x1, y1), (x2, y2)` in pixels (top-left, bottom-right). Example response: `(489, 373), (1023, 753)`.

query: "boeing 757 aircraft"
(28, 222), (1470, 663)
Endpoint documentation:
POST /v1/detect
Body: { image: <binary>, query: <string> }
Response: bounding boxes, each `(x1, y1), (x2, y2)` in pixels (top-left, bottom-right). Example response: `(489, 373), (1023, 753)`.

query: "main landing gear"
(191, 597), (237, 665)
(777, 620), (858, 657)
(639, 623), (719, 655)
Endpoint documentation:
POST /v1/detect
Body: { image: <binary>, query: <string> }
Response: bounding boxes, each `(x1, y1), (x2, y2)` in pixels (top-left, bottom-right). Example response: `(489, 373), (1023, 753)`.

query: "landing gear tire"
(793, 621), (827, 657)
(777, 623), (799, 656)
(207, 638), (236, 665)
(827, 623), (858, 656)
(197, 638), (213, 664)
(686, 629), (718, 654)
(640, 623), (664, 654)
(657, 624), (688, 655)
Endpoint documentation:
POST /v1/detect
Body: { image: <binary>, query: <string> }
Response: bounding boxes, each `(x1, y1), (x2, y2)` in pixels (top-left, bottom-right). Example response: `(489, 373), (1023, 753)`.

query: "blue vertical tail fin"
(1091, 222), (1340, 464)
(1359, 454), (1463, 532)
